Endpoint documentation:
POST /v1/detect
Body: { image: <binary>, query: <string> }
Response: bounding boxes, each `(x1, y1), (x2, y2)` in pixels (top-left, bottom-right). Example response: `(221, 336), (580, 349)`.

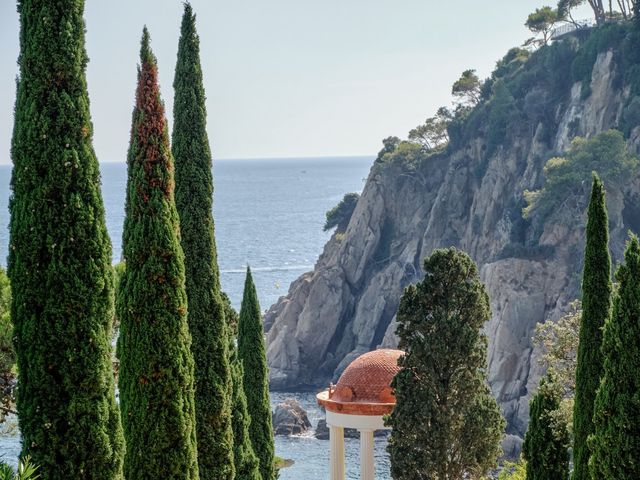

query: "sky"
(0, 1), (592, 164)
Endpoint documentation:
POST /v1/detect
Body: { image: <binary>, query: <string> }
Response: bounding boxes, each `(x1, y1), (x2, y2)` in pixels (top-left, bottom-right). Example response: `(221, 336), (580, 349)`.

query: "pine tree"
(589, 234), (640, 479)
(117, 29), (199, 480)
(238, 268), (275, 480)
(386, 248), (505, 480)
(572, 173), (611, 480)
(172, 4), (234, 479)
(8, 1), (124, 478)
(523, 376), (570, 480)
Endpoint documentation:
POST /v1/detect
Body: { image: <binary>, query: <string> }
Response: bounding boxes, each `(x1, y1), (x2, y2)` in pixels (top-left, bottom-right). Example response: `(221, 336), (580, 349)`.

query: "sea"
(0, 156), (392, 479)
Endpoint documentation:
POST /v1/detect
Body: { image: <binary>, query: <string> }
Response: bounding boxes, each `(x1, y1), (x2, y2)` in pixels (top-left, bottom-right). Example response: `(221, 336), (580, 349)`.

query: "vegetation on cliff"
(172, 4), (234, 478)
(8, 1), (124, 477)
(387, 248), (505, 479)
(117, 29), (198, 480)
(324, 193), (360, 232)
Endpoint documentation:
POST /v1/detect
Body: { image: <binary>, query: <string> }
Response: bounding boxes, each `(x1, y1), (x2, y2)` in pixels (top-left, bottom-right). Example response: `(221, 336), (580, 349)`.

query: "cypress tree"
(224, 295), (261, 480)
(238, 268), (275, 480)
(589, 234), (640, 479)
(172, 4), (234, 479)
(523, 376), (570, 480)
(117, 29), (199, 480)
(572, 173), (611, 480)
(386, 248), (505, 479)
(8, 1), (124, 478)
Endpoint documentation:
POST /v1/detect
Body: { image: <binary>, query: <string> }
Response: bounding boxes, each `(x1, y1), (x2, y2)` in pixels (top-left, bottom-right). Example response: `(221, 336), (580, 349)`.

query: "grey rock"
(272, 398), (312, 436)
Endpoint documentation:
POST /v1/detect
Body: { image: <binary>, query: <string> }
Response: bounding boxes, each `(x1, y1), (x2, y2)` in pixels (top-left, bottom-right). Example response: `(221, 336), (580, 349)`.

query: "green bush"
(0, 457), (39, 480)
(524, 130), (638, 221)
(324, 193), (360, 232)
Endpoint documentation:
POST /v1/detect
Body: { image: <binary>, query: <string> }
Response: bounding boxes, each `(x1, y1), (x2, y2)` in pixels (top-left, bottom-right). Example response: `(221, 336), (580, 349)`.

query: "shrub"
(324, 193), (360, 232)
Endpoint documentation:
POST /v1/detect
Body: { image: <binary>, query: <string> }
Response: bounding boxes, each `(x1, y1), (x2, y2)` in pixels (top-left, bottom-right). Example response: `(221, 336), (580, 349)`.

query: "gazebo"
(316, 348), (404, 480)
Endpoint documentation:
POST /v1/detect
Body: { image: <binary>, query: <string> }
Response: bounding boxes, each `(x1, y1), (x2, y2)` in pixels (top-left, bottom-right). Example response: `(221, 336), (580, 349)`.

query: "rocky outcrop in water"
(272, 398), (312, 436)
(266, 31), (640, 452)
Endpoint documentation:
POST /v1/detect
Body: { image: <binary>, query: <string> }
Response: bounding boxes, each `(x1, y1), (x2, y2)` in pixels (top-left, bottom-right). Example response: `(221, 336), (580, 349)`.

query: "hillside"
(264, 23), (640, 454)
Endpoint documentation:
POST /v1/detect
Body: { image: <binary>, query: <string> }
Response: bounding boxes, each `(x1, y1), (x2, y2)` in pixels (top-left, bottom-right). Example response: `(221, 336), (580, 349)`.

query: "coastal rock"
(266, 47), (640, 451)
(272, 398), (312, 436)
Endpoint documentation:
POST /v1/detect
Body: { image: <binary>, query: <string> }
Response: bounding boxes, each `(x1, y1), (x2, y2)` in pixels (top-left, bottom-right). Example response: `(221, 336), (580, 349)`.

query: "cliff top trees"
(117, 28), (198, 480)
(589, 234), (640, 479)
(238, 267), (275, 480)
(172, 4), (234, 479)
(8, 1), (124, 478)
(526, 7), (561, 45)
(386, 248), (505, 480)
(572, 174), (611, 480)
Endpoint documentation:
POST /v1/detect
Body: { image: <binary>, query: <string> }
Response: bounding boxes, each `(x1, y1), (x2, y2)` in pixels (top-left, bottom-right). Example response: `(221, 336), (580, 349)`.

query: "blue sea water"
(0, 156), (392, 478)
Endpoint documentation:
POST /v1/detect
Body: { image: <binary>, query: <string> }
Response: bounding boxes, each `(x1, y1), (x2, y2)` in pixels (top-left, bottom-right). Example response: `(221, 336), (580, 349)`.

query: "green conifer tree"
(523, 376), (570, 480)
(386, 248), (505, 479)
(572, 173), (611, 480)
(8, 1), (124, 478)
(589, 234), (640, 479)
(172, 4), (234, 479)
(238, 268), (275, 480)
(224, 295), (261, 480)
(117, 29), (199, 480)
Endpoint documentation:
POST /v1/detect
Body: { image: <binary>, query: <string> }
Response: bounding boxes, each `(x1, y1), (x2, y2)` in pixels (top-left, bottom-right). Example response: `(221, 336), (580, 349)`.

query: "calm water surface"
(0, 156), (391, 478)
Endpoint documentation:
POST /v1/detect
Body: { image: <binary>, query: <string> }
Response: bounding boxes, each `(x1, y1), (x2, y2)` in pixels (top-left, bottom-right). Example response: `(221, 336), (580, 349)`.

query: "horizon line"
(0, 153), (376, 166)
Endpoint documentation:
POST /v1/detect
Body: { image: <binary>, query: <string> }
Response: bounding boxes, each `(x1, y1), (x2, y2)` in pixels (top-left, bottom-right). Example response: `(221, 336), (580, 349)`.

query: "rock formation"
(272, 398), (312, 436)
(266, 33), (640, 452)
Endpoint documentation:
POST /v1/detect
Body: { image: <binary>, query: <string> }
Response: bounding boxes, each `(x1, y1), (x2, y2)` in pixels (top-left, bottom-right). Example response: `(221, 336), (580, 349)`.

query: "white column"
(329, 424), (345, 480)
(359, 429), (375, 480)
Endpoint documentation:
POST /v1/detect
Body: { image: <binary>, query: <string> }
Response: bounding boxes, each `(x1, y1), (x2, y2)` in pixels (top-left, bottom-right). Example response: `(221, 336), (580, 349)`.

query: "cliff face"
(265, 33), (640, 453)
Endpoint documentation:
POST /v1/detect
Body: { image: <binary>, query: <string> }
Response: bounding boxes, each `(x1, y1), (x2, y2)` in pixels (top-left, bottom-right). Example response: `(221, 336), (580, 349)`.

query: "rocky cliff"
(265, 27), (640, 454)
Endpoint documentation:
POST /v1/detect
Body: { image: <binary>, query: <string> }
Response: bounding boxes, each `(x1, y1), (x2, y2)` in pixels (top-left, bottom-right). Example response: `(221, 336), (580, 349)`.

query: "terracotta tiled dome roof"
(317, 349), (404, 416)
(332, 349), (403, 403)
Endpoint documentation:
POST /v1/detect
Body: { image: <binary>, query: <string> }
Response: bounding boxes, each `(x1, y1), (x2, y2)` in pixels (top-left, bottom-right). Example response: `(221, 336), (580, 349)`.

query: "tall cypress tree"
(523, 376), (570, 480)
(172, 4), (234, 479)
(589, 235), (640, 479)
(386, 248), (505, 479)
(238, 268), (275, 480)
(224, 295), (261, 480)
(572, 173), (611, 480)
(117, 29), (199, 480)
(8, 1), (124, 478)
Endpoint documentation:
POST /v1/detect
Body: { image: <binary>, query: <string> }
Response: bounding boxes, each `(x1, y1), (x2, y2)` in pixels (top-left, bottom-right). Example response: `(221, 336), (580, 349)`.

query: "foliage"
(117, 29), (198, 480)
(452, 69), (482, 107)
(0, 268), (16, 424)
(526, 6), (561, 45)
(8, 1), (124, 478)
(523, 376), (570, 480)
(533, 301), (580, 433)
(375, 136), (401, 162)
(524, 130), (638, 222)
(0, 457), (39, 480)
(486, 80), (518, 157)
(238, 268), (275, 480)
(572, 174), (611, 480)
(386, 248), (505, 480)
(589, 234), (640, 479)
(172, 4), (234, 479)
(324, 193), (360, 232)
(408, 107), (452, 151)
(497, 459), (526, 480)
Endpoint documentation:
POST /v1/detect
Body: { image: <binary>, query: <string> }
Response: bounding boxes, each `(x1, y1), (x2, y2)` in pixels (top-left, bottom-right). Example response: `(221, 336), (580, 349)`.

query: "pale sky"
(0, 1), (591, 164)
